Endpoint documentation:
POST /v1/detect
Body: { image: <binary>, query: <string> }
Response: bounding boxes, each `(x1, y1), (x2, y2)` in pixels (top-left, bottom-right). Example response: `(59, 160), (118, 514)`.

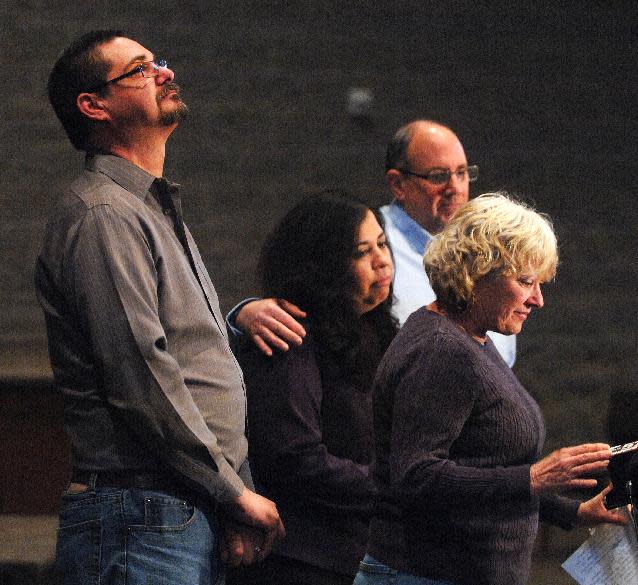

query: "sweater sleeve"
(539, 495), (580, 529)
(243, 336), (375, 514)
(386, 331), (532, 511)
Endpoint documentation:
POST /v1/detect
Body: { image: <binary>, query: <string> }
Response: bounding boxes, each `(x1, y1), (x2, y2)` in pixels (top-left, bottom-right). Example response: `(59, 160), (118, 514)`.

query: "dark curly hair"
(259, 191), (398, 389)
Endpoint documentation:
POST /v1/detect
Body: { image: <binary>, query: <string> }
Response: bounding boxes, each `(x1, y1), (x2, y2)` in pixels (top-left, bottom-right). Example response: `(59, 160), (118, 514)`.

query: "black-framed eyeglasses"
(87, 59), (167, 92)
(400, 164), (479, 185)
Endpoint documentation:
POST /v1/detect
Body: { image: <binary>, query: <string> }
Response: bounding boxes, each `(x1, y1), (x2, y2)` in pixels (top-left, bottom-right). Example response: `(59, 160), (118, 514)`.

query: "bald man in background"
(233, 120), (516, 367)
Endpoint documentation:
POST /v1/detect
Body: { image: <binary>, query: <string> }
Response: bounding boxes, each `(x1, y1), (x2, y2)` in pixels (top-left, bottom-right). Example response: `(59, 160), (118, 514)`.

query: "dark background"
(0, 1), (636, 581)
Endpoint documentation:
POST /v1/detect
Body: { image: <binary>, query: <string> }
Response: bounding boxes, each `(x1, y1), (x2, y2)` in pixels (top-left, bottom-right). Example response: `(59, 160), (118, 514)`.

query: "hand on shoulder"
(236, 298), (307, 356)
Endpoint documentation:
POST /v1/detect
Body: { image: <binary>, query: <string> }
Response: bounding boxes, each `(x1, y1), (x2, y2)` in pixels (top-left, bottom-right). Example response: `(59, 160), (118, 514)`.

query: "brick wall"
(2, 2), (636, 445)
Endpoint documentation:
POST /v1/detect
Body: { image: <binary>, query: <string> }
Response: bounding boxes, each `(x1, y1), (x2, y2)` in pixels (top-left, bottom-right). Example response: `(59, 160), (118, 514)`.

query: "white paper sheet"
(562, 510), (638, 584)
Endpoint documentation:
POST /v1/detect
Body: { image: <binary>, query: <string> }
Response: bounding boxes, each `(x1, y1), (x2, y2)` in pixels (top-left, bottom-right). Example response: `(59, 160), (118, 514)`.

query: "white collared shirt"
(380, 200), (517, 367)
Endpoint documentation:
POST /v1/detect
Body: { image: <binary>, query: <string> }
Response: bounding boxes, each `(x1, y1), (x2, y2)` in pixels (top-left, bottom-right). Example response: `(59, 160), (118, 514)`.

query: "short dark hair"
(259, 190), (397, 387)
(48, 30), (125, 151)
(385, 122), (416, 172)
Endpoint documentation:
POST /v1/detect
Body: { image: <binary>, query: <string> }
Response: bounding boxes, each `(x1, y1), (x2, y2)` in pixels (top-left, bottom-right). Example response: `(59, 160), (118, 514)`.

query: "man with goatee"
(36, 30), (283, 584)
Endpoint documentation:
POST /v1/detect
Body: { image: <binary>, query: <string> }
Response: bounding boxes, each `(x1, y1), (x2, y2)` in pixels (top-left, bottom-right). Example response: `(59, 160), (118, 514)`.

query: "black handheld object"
(604, 440), (638, 510)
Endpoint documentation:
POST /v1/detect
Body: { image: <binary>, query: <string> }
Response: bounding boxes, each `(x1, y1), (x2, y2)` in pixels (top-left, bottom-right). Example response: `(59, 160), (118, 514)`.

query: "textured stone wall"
(1, 2), (636, 448)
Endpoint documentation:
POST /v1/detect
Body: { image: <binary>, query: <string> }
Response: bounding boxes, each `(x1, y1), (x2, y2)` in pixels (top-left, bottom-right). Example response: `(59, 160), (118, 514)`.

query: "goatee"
(158, 83), (189, 125)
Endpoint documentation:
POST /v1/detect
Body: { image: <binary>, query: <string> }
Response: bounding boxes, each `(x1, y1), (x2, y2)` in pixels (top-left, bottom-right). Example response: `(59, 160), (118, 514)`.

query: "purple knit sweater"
(240, 329), (376, 577)
(367, 308), (578, 585)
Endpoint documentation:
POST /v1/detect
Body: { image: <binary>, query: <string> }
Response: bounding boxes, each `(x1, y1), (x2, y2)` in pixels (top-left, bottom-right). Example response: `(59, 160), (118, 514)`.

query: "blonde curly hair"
(424, 192), (558, 314)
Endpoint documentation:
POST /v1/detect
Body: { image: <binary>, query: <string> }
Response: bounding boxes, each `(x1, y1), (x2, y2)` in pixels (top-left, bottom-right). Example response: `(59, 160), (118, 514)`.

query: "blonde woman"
(354, 193), (627, 585)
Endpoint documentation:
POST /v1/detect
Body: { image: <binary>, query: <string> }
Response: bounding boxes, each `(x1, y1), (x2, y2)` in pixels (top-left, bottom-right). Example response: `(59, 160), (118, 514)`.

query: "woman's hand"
(576, 484), (630, 528)
(530, 443), (611, 496)
(220, 488), (285, 560)
(220, 520), (269, 566)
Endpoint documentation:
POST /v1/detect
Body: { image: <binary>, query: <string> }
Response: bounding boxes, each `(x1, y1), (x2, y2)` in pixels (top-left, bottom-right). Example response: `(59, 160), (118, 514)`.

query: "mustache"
(158, 82), (182, 101)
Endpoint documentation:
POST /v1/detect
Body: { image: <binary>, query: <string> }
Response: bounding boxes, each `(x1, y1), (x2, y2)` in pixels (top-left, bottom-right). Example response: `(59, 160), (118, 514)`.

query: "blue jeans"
(55, 474), (220, 585)
(352, 555), (458, 585)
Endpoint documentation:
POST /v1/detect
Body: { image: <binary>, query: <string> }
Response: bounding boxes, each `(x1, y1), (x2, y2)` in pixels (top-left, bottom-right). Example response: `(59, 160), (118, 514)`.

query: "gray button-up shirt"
(35, 154), (250, 501)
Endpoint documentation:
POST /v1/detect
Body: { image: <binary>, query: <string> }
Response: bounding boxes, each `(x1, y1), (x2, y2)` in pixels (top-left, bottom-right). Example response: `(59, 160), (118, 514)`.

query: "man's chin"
(160, 102), (189, 126)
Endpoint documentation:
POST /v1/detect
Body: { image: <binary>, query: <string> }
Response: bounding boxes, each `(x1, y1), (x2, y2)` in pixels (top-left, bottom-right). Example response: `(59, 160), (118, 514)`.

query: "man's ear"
(385, 169), (406, 202)
(76, 93), (109, 122)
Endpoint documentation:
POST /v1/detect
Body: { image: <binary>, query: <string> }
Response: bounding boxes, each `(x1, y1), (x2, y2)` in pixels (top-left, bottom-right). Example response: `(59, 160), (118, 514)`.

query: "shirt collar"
(386, 200), (433, 255)
(85, 153), (171, 202)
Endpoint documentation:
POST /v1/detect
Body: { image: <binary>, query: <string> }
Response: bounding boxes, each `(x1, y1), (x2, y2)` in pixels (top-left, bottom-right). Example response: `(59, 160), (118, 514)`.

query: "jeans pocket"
(125, 496), (218, 584)
(129, 493), (196, 533)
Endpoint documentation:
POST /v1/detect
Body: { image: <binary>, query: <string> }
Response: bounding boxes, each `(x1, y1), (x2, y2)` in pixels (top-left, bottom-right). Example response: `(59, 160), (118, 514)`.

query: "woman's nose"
(529, 283), (544, 308)
(373, 246), (391, 267)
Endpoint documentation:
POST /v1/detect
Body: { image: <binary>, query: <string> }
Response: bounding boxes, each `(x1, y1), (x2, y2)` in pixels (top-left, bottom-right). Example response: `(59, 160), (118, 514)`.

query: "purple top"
(367, 308), (578, 585)
(239, 328), (375, 576)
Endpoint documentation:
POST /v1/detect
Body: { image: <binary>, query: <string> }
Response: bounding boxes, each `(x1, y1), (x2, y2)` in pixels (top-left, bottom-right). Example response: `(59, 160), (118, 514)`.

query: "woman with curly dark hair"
(234, 191), (397, 585)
